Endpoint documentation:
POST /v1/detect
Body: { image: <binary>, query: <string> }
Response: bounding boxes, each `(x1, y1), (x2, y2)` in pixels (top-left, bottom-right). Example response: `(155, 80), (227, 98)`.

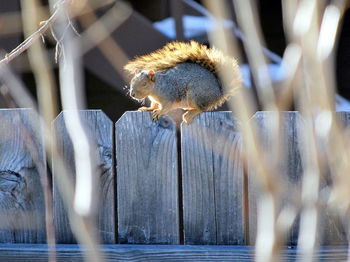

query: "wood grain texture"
(315, 112), (350, 245)
(248, 112), (348, 245)
(53, 110), (115, 244)
(248, 112), (303, 245)
(116, 111), (179, 244)
(0, 109), (46, 243)
(181, 112), (244, 245)
(0, 244), (347, 262)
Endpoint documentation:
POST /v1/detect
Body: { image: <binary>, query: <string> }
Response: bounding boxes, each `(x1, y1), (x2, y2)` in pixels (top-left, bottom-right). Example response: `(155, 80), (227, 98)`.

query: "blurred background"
(1, 0), (349, 122)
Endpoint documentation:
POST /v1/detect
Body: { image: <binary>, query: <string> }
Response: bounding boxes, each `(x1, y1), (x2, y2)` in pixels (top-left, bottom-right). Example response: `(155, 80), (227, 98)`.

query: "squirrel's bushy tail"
(124, 41), (242, 95)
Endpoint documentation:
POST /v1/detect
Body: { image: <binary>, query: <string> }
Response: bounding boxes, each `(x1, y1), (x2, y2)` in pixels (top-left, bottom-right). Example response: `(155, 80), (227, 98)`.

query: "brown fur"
(125, 41), (242, 123)
(124, 41), (242, 95)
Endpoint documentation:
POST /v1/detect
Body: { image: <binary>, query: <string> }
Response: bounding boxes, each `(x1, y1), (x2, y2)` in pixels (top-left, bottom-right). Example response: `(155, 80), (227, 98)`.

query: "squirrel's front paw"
(152, 110), (162, 121)
(138, 106), (151, 111)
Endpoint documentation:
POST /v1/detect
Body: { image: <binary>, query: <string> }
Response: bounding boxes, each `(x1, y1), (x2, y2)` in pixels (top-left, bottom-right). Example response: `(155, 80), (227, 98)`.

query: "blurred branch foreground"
(0, 0), (350, 262)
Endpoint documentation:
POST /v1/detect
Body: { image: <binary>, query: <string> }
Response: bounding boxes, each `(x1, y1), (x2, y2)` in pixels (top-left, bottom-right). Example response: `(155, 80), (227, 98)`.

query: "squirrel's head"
(129, 70), (156, 99)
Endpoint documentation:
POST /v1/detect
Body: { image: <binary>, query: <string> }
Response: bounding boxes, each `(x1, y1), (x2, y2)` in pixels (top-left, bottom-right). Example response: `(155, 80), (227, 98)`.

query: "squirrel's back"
(124, 41), (242, 93)
(154, 62), (222, 107)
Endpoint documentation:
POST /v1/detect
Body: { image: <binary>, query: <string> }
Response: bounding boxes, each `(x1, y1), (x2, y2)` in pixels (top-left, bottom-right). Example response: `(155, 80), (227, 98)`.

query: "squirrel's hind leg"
(182, 109), (202, 124)
(138, 102), (159, 111)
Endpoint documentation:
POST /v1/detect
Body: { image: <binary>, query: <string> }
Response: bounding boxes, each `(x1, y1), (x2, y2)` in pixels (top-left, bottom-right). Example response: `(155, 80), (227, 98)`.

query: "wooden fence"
(0, 108), (348, 261)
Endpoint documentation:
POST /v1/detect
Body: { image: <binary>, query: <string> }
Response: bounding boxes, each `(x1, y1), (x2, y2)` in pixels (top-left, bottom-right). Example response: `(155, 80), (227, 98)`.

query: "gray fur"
(153, 63), (223, 110)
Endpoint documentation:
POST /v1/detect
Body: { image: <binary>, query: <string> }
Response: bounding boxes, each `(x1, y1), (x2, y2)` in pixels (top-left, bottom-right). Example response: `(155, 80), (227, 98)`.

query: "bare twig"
(233, 0), (277, 111)
(203, 2), (288, 261)
(77, 1), (132, 81)
(20, 1), (59, 261)
(286, 1), (348, 261)
(0, 1), (66, 67)
(0, 0), (117, 67)
(0, 56), (102, 262)
(50, 0), (103, 261)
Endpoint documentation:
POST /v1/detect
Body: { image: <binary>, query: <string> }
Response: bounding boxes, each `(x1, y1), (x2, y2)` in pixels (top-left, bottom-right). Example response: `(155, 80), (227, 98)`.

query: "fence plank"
(181, 112), (244, 245)
(248, 112), (349, 245)
(53, 110), (115, 243)
(0, 109), (46, 243)
(116, 111), (179, 244)
(316, 111), (350, 245)
(0, 244), (348, 262)
(248, 111), (303, 245)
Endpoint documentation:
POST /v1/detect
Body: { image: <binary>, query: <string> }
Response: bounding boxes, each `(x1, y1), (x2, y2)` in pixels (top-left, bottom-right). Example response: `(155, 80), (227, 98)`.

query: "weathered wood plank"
(0, 244), (347, 262)
(248, 111), (349, 245)
(0, 109), (46, 243)
(53, 110), (115, 243)
(316, 112), (350, 245)
(248, 112), (303, 245)
(181, 112), (244, 245)
(116, 111), (179, 244)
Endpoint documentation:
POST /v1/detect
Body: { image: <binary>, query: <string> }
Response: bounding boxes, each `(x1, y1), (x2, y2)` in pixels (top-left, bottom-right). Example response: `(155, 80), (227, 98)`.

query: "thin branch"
(52, 1), (103, 261)
(77, 1), (132, 81)
(0, 0), (115, 67)
(0, 1), (67, 67)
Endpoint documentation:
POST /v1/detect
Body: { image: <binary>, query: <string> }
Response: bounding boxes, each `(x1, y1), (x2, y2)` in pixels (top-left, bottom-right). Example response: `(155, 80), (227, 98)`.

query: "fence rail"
(0, 244), (348, 262)
(0, 109), (348, 257)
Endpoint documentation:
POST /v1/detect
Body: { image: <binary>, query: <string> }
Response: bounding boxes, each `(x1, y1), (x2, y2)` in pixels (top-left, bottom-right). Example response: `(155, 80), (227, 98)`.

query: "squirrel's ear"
(148, 70), (156, 82)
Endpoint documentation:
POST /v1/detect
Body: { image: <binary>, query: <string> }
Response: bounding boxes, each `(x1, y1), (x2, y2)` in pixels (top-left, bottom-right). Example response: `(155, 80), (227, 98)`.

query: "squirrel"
(124, 41), (242, 124)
